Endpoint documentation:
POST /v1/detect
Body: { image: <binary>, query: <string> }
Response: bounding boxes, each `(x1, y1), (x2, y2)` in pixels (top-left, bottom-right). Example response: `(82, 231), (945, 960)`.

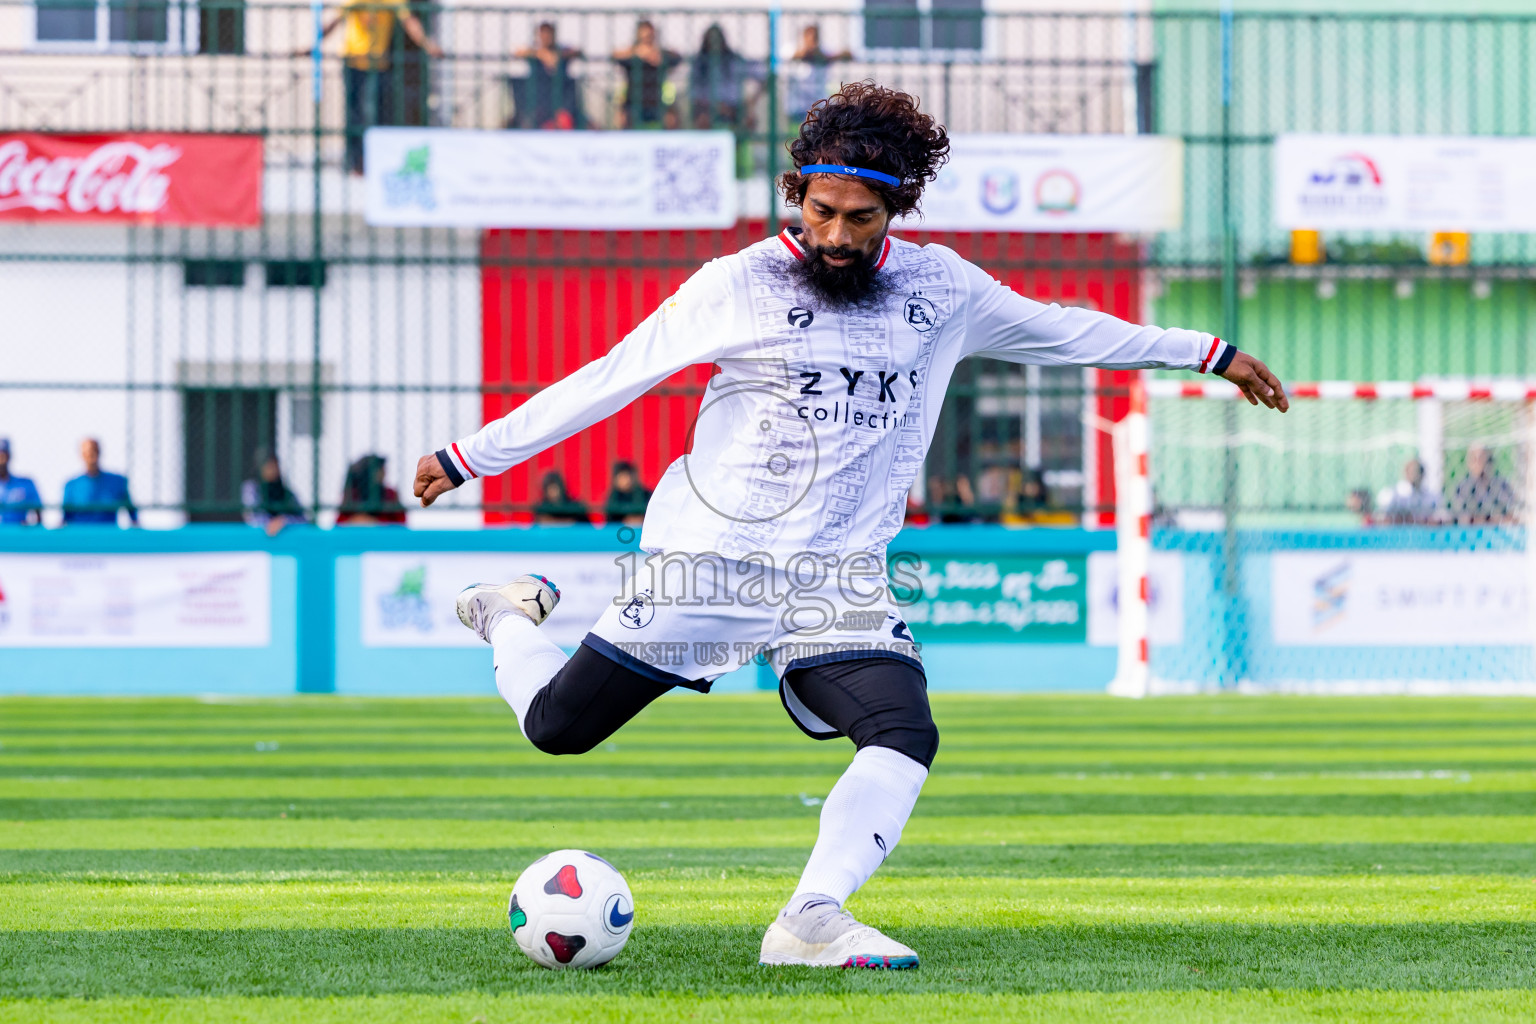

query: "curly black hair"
(778, 82), (950, 219)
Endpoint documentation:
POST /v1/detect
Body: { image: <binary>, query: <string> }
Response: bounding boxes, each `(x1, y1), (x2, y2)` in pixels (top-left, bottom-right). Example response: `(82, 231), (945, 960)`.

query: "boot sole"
(759, 952), (919, 969)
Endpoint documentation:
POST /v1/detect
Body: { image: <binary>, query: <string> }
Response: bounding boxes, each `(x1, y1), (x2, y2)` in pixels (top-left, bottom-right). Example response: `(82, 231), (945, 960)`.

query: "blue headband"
(799, 164), (902, 188)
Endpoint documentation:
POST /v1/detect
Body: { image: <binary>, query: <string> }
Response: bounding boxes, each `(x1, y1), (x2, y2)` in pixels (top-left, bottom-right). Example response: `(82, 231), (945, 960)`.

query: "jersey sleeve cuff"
(1210, 343), (1238, 376)
(434, 450), (464, 488)
(438, 442), (479, 485)
(1197, 337), (1230, 374)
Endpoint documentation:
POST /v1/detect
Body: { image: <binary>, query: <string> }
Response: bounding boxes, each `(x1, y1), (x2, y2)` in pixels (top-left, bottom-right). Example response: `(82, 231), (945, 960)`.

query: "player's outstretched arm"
(414, 260), (734, 507)
(1218, 350), (1289, 412)
(953, 256), (1287, 413)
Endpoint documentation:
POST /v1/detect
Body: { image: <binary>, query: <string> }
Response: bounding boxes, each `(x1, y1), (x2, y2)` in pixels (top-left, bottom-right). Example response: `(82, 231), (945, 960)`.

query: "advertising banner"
(0, 553), (271, 647)
(361, 552), (626, 649)
(893, 554), (1088, 642)
(905, 134), (1184, 232)
(0, 133), (262, 226)
(1273, 133), (1536, 231)
(362, 551), (1090, 649)
(364, 128), (738, 229)
(1085, 550), (1185, 647)
(1270, 551), (1531, 647)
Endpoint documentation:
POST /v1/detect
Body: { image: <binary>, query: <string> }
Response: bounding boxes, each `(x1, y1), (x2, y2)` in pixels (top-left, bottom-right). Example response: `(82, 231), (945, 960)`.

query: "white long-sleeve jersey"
(443, 228), (1228, 563)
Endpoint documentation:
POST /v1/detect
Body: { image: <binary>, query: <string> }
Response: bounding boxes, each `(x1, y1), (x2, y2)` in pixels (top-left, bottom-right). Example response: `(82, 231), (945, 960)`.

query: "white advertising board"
(1273, 133), (1536, 231)
(360, 552), (627, 649)
(1086, 550), (1185, 647)
(1270, 551), (1531, 647)
(364, 128), (738, 229)
(907, 134), (1184, 232)
(0, 553), (271, 647)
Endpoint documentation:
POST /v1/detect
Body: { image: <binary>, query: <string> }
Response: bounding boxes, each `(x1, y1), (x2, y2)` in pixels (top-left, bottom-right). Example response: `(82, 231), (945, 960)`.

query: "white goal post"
(1110, 376), (1536, 697)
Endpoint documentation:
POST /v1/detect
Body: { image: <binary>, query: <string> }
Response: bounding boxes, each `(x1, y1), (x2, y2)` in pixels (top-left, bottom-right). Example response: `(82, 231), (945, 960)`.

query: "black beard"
(783, 240), (890, 311)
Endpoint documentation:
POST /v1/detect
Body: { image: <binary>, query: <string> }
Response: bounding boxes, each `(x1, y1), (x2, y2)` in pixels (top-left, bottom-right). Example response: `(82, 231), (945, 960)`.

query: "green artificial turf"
(1, 694), (1533, 1022)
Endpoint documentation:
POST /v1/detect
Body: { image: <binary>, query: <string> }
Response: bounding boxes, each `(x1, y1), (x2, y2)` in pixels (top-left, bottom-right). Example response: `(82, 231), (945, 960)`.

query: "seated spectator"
(612, 20), (681, 129)
(1015, 468), (1048, 516)
(786, 24), (850, 126)
(62, 438), (136, 526)
(927, 473), (981, 524)
(0, 438), (43, 527)
(973, 459), (1010, 519)
(242, 450), (308, 536)
(688, 24), (763, 131)
(512, 22), (585, 129)
(1001, 468), (1074, 526)
(1375, 457), (1440, 524)
(534, 470), (590, 525)
(1345, 487), (1375, 526)
(1450, 444), (1518, 524)
(603, 461), (651, 526)
(338, 454), (407, 525)
(903, 488), (931, 526)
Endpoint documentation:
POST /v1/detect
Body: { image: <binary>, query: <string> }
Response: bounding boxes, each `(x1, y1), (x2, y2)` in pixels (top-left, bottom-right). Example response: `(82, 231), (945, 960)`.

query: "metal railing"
(3, 6), (1536, 525)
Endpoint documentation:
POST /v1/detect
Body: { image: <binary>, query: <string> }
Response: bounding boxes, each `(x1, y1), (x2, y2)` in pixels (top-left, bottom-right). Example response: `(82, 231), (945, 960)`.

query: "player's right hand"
(413, 454), (457, 507)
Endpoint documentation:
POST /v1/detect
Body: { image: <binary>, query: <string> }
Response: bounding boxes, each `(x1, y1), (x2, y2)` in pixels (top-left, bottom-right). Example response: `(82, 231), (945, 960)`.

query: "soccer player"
(413, 83), (1288, 969)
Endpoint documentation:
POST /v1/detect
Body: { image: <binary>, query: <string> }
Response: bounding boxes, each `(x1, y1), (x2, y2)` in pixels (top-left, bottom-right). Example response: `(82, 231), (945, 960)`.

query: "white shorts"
(580, 551), (923, 693)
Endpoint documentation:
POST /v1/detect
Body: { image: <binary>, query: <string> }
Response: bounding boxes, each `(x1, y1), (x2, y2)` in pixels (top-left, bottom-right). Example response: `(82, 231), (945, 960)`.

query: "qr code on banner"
(653, 146), (722, 215)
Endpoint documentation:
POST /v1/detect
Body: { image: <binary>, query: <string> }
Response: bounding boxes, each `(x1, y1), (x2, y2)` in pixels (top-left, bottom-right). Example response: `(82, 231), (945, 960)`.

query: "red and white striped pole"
(1109, 373), (1151, 698)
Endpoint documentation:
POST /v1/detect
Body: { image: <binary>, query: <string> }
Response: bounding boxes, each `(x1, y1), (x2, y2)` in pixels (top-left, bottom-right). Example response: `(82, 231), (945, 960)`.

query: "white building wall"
(1, 211), (484, 526)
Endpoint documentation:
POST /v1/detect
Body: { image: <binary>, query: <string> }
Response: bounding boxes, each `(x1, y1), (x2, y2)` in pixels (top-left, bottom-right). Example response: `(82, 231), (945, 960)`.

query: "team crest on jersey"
(787, 306), (815, 328)
(620, 589), (656, 629)
(904, 295), (938, 333)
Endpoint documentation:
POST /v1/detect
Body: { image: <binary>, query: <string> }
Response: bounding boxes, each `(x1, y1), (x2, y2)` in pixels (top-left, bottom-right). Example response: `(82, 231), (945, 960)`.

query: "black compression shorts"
(522, 643), (938, 768)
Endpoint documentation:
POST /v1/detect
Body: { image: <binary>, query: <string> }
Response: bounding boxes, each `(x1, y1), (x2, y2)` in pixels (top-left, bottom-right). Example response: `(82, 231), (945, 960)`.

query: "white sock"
(784, 746), (929, 913)
(490, 612), (568, 738)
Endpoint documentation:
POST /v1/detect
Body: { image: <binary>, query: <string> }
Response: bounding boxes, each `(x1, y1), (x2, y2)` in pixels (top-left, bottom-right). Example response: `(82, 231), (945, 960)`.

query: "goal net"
(1111, 378), (1536, 695)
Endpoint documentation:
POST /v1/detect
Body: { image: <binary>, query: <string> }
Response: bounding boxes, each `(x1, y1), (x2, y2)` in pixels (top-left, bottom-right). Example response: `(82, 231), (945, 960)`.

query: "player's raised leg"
(457, 574), (674, 752)
(759, 657), (937, 969)
(456, 574), (567, 731)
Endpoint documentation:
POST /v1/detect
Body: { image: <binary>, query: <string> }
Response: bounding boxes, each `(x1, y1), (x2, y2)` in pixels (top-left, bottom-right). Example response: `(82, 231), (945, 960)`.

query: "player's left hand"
(413, 454), (457, 507)
(1220, 351), (1290, 412)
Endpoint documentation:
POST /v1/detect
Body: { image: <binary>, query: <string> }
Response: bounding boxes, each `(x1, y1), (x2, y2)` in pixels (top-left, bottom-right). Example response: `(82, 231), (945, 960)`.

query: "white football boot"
(759, 903), (919, 969)
(455, 574), (561, 641)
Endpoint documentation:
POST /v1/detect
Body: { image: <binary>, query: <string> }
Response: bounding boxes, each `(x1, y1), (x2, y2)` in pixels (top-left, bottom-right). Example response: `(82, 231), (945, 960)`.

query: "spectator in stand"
(603, 461), (651, 527)
(513, 22), (585, 129)
(311, 0), (444, 174)
(952, 474), (986, 523)
(903, 489), (930, 527)
(1375, 457), (1440, 524)
(337, 454), (407, 525)
(1345, 487), (1375, 526)
(786, 24), (850, 126)
(1450, 444), (1518, 525)
(612, 20), (682, 129)
(242, 450), (308, 537)
(928, 473), (982, 524)
(1002, 467), (1074, 526)
(533, 470), (590, 525)
(0, 439), (43, 526)
(688, 24), (763, 131)
(62, 438), (136, 526)
(973, 458), (1010, 517)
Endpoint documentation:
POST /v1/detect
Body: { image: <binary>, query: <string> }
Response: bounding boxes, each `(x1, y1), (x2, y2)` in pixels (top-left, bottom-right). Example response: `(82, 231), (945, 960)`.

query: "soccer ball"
(508, 849), (635, 969)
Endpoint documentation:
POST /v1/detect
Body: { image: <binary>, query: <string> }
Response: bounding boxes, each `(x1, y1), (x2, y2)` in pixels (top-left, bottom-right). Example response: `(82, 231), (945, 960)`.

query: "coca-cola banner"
(0, 132), (262, 226)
